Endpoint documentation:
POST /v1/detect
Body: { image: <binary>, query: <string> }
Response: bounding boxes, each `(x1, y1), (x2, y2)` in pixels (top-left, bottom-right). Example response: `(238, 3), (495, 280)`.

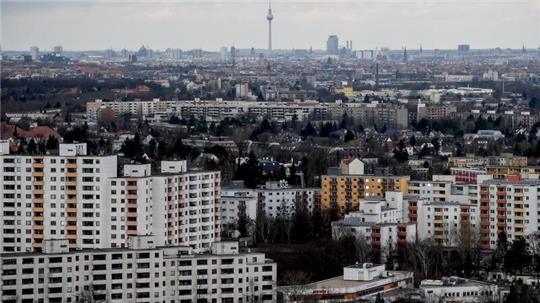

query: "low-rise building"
(420, 277), (500, 303)
(278, 263), (414, 302)
(332, 192), (416, 258)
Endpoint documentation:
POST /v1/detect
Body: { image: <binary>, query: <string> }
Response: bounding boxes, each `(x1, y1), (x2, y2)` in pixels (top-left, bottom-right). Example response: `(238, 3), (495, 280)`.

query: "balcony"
(32, 216), (44, 221)
(66, 216), (77, 222)
(65, 190), (77, 196)
(66, 207), (77, 213)
(31, 172), (44, 177)
(66, 163), (78, 169)
(65, 225), (77, 231)
(32, 181), (44, 186)
(65, 172), (77, 178)
(32, 162), (45, 169)
(65, 234), (77, 240)
(32, 225), (44, 230)
(65, 181), (77, 186)
(33, 234), (44, 239)
(32, 207), (44, 212)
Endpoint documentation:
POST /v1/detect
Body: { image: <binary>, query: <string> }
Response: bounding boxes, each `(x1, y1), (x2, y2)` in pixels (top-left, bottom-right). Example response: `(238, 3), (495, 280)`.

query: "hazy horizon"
(2, 0), (540, 52)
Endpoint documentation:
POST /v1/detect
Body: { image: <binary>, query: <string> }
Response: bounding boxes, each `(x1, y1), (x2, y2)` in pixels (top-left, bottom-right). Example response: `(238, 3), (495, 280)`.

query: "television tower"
(266, 0), (274, 52)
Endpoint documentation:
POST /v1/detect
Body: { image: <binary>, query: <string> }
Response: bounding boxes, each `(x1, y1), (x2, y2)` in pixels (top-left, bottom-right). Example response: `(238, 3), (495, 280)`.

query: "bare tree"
(444, 223), (459, 248)
(255, 213), (273, 244)
(477, 285), (499, 303)
(407, 239), (438, 280)
(281, 270), (312, 302)
(355, 234), (373, 264)
(527, 231), (540, 284)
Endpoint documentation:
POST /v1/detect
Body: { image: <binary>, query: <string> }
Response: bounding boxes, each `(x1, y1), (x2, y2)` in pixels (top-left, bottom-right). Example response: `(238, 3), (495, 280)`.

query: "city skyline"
(2, 0), (539, 51)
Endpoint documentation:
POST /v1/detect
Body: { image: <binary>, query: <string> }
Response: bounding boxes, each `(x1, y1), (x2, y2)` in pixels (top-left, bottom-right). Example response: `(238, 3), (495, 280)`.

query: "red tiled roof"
(1, 122), (61, 140)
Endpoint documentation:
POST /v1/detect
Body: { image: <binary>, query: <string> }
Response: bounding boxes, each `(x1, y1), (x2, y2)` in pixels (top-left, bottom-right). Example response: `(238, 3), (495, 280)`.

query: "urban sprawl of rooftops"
(1, 43), (540, 303)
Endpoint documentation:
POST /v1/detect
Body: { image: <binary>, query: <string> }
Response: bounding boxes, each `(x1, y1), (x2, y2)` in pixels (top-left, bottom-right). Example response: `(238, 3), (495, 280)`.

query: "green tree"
(46, 135), (58, 150)
(504, 237), (532, 274)
(27, 139), (37, 155)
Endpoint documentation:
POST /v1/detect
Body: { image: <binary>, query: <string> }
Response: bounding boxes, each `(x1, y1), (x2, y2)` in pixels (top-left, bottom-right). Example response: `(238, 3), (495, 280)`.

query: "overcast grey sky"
(1, 0), (539, 51)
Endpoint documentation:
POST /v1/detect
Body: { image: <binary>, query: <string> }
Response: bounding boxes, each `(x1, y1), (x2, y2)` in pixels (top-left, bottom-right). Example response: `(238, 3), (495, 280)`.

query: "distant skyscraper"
(53, 46), (63, 55)
(457, 44), (470, 52)
(137, 45), (148, 57)
(266, 0), (274, 51)
(327, 35), (339, 55)
(220, 46), (228, 62)
(403, 47), (408, 62)
(104, 48), (115, 59)
(30, 46), (39, 60)
(230, 46), (236, 66)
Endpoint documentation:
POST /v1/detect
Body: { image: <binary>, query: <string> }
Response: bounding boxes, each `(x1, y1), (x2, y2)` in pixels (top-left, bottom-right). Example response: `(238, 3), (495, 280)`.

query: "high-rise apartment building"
(321, 173), (409, 217)
(1, 143), (117, 252)
(478, 179), (540, 250)
(30, 46), (39, 61)
(327, 35), (339, 55)
(108, 161), (221, 252)
(417, 200), (473, 246)
(457, 44), (470, 52)
(0, 143), (221, 253)
(53, 46), (63, 55)
(0, 237), (276, 303)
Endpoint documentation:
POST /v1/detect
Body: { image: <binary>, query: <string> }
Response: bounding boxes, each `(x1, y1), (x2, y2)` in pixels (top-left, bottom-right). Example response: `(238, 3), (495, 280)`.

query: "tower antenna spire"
(266, 0), (274, 52)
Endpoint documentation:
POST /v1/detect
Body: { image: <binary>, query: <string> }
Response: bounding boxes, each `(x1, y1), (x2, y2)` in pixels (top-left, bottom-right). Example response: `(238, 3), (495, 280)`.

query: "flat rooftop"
(303, 271), (412, 290)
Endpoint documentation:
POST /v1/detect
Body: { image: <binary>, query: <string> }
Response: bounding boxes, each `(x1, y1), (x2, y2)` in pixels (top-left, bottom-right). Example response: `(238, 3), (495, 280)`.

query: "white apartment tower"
(1, 143), (221, 253)
(0, 143), (117, 252)
(108, 162), (221, 252)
